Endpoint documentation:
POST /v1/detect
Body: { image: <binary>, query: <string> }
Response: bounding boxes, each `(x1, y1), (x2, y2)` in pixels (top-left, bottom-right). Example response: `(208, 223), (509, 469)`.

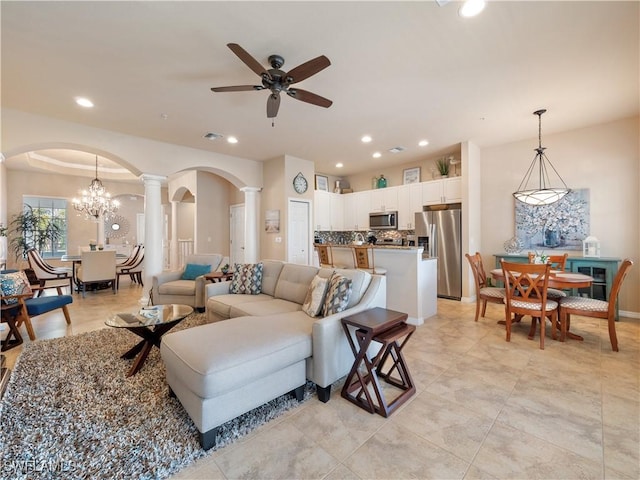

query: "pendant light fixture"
(72, 156), (119, 221)
(513, 109), (571, 206)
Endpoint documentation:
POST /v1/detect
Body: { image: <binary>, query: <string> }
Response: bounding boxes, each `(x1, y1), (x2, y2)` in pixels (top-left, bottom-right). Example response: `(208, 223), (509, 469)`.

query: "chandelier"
(72, 156), (119, 221)
(513, 109), (571, 206)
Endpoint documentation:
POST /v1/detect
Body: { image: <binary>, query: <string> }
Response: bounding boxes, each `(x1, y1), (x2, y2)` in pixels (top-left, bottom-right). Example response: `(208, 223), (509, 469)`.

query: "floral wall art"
(515, 189), (590, 251)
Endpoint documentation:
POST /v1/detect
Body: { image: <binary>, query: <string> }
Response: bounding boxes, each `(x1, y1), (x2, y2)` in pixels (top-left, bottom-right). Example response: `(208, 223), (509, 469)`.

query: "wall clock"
(293, 172), (308, 194)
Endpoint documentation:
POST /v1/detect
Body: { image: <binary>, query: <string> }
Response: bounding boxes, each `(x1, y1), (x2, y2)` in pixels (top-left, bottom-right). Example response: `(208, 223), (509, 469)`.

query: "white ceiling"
(2, 1), (638, 179)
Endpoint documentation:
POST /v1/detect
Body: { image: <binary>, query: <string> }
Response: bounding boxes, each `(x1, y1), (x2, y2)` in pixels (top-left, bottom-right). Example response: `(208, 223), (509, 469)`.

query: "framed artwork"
(403, 167), (421, 185)
(315, 175), (329, 192)
(265, 209), (280, 233)
(515, 188), (590, 251)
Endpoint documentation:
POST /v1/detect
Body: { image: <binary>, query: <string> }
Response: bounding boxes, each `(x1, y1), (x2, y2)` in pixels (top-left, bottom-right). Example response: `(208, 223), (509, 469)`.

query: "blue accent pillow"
(181, 263), (212, 280)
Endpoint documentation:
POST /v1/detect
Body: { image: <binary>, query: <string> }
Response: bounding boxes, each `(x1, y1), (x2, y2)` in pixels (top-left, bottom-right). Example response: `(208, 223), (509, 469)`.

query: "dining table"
(490, 268), (594, 341)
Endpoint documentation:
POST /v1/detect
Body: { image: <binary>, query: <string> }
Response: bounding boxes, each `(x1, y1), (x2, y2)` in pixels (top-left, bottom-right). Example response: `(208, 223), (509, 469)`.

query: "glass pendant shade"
(72, 156), (119, 221)
(513, 109), (570, 206)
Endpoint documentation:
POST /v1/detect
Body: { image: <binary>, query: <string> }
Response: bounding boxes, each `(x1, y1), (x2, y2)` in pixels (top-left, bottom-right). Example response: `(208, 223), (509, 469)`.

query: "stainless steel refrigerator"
(415, 204), (462, 300)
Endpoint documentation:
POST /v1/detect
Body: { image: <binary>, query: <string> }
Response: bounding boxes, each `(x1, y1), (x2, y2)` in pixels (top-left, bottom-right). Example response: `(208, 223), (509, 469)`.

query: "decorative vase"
(544, 229), (560, 248)
(90, 244), (96, 251)
(377, 175), (387, 188)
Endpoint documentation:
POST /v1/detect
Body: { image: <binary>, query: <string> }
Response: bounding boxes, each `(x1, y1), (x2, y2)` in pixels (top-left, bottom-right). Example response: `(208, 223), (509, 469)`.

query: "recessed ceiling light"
(75, 97), (94, 108)
(227, 136), (238, 144)
(459, 0), (485, 18)
(418, 140), (429, 147)
(372, 152), (382, 158)
(361, 135), (372, 143)
(336, 163), (343, 168)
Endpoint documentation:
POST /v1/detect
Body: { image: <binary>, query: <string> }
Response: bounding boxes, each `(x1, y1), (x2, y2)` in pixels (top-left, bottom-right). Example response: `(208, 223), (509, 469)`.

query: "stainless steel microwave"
(369, 211), (398, 230)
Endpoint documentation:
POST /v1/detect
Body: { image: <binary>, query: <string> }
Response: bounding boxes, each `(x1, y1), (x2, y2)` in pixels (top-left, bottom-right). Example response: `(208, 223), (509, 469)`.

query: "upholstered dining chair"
(76, 250), (117, 298)
(527, 252), (569, 300)
(501, 260), (558, 350)
(116, 244), (142, 266)
(1, 270), (73, 345)
(559, 259), (633, 351)
(465, 252), (505, 322)
(26, 247), (73, 293)
(315, 244), (334, 268)
(351, 245), (387, 275)
(116, 245), (144, 289)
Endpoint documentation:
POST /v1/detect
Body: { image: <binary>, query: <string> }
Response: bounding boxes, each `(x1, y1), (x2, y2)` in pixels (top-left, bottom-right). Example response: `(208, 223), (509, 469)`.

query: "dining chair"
(351, 245), (387, 275)
(116, 244), (141, 266)
(527, 252), (569, 300)
(501, 260), (559, 350)
(116, 245), (144, 289)
(315, 244), (334, 268)
(465, 252), (505, 322)
(559, 259), (633, 351)
(76, 250), (117, 298)
(1, 270), (73, 345)
(26, 247), (73, 293)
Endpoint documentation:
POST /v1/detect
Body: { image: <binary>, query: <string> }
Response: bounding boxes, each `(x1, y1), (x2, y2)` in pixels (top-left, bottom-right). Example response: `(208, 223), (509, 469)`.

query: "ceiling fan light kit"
(212, 43), (332, 122)
(513, 109), (571, 206)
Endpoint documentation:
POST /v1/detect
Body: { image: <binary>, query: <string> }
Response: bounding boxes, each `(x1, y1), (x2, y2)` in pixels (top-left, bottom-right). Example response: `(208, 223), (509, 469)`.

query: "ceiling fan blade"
(211, 85), (264, 92)
(267, 93), (281, 118)
(227, 43), (270, 79)
(287, 88), (332, 108)
(285, 55), (331, 84)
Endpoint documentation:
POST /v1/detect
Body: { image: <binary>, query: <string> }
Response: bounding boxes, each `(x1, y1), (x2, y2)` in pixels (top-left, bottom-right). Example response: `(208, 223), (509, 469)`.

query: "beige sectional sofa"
(160, 259), (386, 449)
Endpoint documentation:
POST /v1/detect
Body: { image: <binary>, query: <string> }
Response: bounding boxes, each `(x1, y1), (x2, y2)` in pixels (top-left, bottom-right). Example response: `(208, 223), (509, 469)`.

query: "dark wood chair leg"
(290, 384), (304, 402)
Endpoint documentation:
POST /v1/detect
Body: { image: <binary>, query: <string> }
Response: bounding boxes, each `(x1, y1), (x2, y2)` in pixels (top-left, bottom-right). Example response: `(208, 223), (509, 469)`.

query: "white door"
(230, 204), (245, 266)
(288, 199), (310, 265)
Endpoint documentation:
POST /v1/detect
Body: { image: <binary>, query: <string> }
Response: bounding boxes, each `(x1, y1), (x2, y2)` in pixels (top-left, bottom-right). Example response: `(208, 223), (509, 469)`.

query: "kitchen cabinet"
(422, 177), (462, 205)
(314, 191), (344, 231)
(370, 186), (398, 212)
(344, 191), (371, 230)
(397, 183), (423, 229)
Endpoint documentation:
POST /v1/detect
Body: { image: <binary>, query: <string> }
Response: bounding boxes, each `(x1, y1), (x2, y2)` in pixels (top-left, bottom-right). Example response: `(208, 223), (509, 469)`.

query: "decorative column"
(170, 200), (178, 270)
(140, 174), (166, 304)
(240, 187), (261, 263)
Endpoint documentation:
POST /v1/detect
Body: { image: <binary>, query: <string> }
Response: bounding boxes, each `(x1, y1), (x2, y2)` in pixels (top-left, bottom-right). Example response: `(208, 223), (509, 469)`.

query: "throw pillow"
(181, 263), (212, 280)
(302, 275), (330, 317)
(0, 270), (33, 305)
(229, 263), (264, 295)
(322, 273), (352, 316)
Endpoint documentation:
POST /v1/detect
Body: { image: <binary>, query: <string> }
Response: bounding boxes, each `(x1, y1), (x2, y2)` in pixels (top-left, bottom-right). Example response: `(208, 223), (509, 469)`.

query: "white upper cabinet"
(314, 190), (344, 231)
(370, 186), (399, 212)
(344, 190), (371, 230)
(422, 177), (462, 205)
(397, 183), (423, 229)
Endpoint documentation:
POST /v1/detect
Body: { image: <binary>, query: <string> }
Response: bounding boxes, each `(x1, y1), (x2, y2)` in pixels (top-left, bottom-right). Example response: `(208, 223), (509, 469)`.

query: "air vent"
(203, 132), (223, 141)
(388, 146), (406, 153)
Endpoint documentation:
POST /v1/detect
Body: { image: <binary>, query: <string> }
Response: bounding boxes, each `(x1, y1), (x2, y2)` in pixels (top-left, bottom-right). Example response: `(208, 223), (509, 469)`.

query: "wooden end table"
(106, 304), (193, 376)
(341, 307), (416, 417)
(204, 271), (234, 283)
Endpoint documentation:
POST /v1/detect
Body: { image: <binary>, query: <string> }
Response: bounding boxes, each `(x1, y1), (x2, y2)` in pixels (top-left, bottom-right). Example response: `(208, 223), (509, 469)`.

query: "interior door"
(288, 200), (310, 265)
(230, 204), (245, 266)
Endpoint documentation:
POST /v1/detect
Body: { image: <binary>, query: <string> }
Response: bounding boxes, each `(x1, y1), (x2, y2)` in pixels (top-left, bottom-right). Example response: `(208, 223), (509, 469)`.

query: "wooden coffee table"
(106, 304), (193, 376)
(341, 307), (416, 417)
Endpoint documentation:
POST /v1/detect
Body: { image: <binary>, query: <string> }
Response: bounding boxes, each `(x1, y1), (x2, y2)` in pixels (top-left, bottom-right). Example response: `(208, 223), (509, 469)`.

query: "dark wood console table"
(341, 307), (416, 417)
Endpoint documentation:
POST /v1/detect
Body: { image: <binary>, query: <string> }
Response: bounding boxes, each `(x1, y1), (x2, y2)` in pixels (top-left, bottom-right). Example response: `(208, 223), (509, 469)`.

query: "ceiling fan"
(211, 43), (333, 120)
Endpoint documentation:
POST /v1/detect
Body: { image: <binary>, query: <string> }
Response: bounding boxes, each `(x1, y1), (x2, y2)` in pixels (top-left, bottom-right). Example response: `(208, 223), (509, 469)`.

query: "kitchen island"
(327, 245), (437, 325)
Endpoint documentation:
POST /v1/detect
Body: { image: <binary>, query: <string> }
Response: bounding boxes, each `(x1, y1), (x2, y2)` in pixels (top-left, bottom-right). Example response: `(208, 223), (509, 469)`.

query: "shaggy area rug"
(0, 313), (315, 480)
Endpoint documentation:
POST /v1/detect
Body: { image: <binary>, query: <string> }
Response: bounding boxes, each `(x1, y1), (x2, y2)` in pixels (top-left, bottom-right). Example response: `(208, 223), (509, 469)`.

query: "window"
(23, 196), (68, 258)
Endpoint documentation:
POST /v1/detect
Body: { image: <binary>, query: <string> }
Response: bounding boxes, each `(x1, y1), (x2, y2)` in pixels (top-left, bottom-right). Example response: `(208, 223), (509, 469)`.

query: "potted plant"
(436, 158), (450, 178)
(7, 205), (64, 263)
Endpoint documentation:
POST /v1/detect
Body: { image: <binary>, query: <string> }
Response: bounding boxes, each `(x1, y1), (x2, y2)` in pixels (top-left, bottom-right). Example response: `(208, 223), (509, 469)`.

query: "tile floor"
(2, 279), (639, 479)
